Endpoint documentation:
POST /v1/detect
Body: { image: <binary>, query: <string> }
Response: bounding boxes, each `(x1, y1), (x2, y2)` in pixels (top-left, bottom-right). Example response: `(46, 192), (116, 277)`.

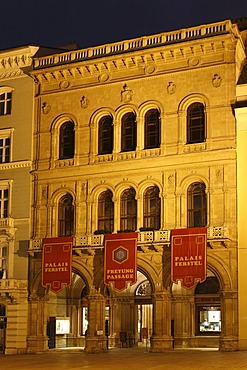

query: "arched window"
(59, 121), (75, 159)
(143, 186), (160, 230)
(58, 194), (74, 236)
(98, 116), (113, 155)
(120, 188), (137, 231)
(121, 112), (136, 152)
(187, 103), (205, 144)
(144, 109), (160, 149)
(98, 190), (114, 233)
(187, 182), (207, 227)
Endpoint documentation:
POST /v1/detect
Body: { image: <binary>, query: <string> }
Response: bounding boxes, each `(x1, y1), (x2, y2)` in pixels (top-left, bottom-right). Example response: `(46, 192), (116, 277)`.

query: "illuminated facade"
(0, 45), (39, 354)
(1, 17), (247, 354)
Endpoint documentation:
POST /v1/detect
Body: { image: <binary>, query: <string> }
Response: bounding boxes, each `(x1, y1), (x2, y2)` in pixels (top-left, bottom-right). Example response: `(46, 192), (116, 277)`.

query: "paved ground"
(0, 347), (247, 370)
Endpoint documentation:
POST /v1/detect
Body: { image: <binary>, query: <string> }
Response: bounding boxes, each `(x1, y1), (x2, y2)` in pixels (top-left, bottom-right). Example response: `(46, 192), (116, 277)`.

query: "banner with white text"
(104, 232), (138, 291)
(42, 237), (73, 293)
(171, 227), (207, 289)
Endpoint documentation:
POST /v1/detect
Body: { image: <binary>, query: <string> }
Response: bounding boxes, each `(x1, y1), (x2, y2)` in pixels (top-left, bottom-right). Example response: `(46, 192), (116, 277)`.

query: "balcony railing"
(29, 226), (229, 252)
(33, 20), (231, 70)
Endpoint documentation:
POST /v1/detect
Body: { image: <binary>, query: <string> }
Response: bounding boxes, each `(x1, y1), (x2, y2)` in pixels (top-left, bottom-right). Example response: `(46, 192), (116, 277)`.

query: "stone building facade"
(0, 45), (39, 354)
(2, 18), (245, 354)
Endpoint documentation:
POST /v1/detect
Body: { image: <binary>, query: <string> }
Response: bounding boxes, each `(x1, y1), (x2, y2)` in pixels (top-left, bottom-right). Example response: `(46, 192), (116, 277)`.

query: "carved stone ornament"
(212, 74), (222, 88)
(121, 84), (133, 103)
(167, 82), (176, 95)
(42, 102), (51, 114)
(80, 95), (89, 108)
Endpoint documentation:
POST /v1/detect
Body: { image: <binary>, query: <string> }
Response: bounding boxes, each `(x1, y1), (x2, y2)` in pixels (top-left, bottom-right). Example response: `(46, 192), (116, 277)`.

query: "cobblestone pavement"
(0, 347), (247, 370)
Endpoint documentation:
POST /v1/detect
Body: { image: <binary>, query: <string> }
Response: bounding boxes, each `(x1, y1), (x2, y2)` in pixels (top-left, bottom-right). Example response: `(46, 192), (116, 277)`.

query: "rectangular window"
(0, 137), (10, 163)
(0, 188), (8, 218)
(0, 92), (12, 115)
(0, 246), (7, 278)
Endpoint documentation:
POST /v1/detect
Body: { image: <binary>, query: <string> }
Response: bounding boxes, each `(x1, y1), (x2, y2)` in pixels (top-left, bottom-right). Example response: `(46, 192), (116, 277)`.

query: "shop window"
(59, 121), (75, 159)
(121, 112), (137, 152)
(98, 116), (113, 155)
(195, 277), (221, 335)
(187, 182), (207, 227)
(0, 88), (12, 116)
(187, 102), (205, 144)
(0, 188), (8, 218)
(58, 193), (74, 236)
(120, 188), (137, 231)
(144, 109), (160, 149)
(98, 190), (114, 233)
(143, 186), (161, 230)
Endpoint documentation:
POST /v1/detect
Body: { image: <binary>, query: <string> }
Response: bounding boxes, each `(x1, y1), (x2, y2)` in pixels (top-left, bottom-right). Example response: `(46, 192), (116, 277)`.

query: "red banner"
(171, 228), (207, 289)
(104, 232), (138, 291)
(42, 237), (73, 293)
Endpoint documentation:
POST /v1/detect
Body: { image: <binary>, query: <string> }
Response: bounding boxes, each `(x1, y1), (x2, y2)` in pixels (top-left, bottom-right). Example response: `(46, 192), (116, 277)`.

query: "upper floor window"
(0, 87), (12, 116)
(120, 188), (137, 231)
(187, 182), (207, 227)
(59, 121), (75, 160)
(0, 137), (10, 163)
(0, 188), (8, 218)
(98, 116), (113, 155)
(98, 190), (114, 233)
(58, 193), (74, 236)
(144, 109), (160, 149)
(143, 186), (160, 230)
(0, 245), (7, 279)
(121, 112), (137, 152)
(187, 103), (205, 144)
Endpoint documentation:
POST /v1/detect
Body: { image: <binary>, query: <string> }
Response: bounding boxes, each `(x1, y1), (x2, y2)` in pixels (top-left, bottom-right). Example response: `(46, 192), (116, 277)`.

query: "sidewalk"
(0, 347), (247, 370)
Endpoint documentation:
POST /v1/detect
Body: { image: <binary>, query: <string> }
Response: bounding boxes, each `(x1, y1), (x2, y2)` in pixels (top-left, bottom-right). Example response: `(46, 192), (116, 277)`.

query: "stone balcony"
(28, 226), (229, 254)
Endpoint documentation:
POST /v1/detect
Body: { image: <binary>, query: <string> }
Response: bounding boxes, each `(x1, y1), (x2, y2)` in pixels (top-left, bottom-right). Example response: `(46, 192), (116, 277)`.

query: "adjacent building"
(0, 45), (39, 354)
(1, 16), (247, 354)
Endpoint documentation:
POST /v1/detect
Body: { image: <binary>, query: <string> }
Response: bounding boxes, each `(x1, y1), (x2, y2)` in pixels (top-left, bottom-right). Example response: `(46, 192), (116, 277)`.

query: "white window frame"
(0, 86), (13, 116)
(0, 128), (14, 164)
(0, 180), (12, 219)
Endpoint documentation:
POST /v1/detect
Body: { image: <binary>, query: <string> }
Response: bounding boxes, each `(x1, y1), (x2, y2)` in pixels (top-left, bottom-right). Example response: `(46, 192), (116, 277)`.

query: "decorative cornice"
(0, 160), (32, 170)
(30, 20), (240, 94)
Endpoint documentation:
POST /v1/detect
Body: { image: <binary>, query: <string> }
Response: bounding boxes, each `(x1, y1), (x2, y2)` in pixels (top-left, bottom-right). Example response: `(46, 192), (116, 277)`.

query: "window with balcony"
(59, 121), (75, 160)
(0, 87), (12, 116)
(144, 109), (160, 149)
(120, 188), (137, 231)
(58, 193), (74, 236)
(187, 103), (205, 144)
(187, 182), (207, 227)
(98, 190), (114, 233)
(143, 186), (160, 230)
(121, 112), (137, 152)
(98, 115), (113, 155)
(0, 188), (8, 218)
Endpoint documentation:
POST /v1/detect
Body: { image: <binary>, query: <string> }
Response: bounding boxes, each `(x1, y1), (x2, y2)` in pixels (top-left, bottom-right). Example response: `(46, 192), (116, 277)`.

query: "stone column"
(150, 291), (173, 352)
(219, 290), (238, 351)
(85, 287), (107, 353)
(26, 294), (49, 353)
(173, 294), (194, 348)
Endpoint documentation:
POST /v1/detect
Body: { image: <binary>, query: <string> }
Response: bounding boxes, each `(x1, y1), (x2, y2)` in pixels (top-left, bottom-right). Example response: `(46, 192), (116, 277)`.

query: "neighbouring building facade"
(0, 45), (39, 354)
(1, 16), (247, 355)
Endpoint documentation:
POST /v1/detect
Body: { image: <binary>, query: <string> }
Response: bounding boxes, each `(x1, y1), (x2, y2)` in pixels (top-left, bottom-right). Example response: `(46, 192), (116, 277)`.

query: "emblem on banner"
(104, 232), (138, 291)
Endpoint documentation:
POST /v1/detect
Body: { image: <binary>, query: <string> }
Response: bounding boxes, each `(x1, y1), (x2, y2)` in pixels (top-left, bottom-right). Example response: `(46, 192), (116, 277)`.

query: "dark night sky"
(1, 0), (247, 51)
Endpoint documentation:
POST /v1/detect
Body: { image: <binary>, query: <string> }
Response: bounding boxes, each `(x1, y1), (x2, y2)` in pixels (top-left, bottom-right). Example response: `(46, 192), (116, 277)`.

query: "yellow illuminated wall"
(236, 85), (247, 350)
